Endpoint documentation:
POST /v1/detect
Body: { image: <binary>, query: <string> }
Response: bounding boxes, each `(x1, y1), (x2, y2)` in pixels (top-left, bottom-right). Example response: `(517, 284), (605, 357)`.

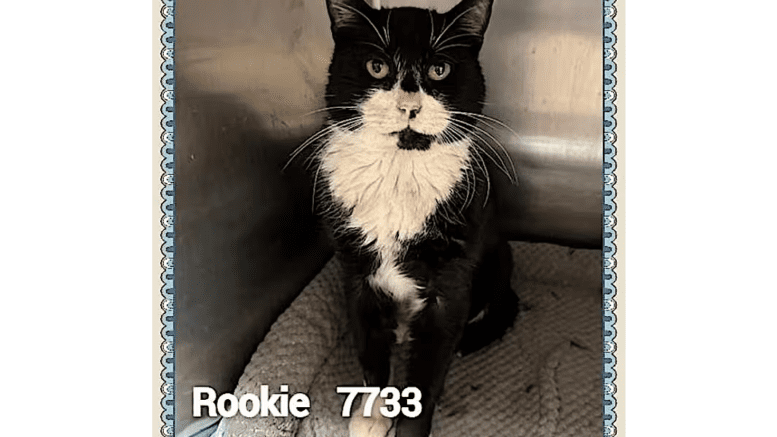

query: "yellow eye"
(428, 63), (451, 81)
(366, 60), (389, 79)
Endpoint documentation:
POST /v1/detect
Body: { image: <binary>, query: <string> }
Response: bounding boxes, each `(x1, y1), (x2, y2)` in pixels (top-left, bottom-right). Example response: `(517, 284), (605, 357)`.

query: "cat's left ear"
(444, 0), (494, 37)
(325, 0), (378, 36)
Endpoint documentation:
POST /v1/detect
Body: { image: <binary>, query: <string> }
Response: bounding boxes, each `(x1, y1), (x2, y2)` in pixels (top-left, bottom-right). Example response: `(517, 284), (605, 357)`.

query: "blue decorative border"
(157, 0), (619, 435)
(602, 0), (618, 435)
(160, 0), (175, 436)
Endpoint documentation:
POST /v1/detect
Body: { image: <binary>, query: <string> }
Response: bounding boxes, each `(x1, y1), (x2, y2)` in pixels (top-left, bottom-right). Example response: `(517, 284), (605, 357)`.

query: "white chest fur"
(321, 127), (470, 316)
(322, 127), (470, 251)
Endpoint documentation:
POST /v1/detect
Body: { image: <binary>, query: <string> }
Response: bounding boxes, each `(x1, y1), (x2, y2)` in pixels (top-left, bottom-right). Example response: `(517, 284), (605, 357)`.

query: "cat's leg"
(395, 270), (471, 437)
(348, 280), (394, 387)
(457, 239), (519, 355)
(347, 280), (395, 437)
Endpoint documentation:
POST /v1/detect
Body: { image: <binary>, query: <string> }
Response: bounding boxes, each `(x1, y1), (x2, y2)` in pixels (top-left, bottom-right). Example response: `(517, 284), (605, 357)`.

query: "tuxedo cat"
(305, 0), (519, 435)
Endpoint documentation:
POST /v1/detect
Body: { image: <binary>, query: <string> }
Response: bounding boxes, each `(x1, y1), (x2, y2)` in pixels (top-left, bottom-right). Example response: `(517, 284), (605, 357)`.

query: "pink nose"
(397, 92), (422, 119)
(398, 101), (421, 119)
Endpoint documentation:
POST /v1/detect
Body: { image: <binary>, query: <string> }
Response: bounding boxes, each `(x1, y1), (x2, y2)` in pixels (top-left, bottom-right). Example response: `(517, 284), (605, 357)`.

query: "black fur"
(317, 1), (518, 435)
(396, 128), (432, 151)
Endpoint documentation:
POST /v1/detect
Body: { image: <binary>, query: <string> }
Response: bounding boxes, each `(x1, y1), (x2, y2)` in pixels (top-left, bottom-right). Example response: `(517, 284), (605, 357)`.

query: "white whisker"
(436, 129), (473, 212)
(449, 118), (516, 180)
(302, 106), (359, 116)
(435, 43), (472, 53)
(428, 10), (436, 45)
(448, 110), (522, 182)
(311, 153), (325, 213)
(434, 32), (482, 50)
(441, 124), (491, 207)
(449, 111), (523, 140)
(460, 153), (476, 210)
(433, 6), (476, 48)
(383, 10), (392, 44)
(448, 118), (515, 182)
(357, 41), (387, 53)
(469, 147), (491, 207)
(303, 119), (363, 168)
(284, 116), (361, 171)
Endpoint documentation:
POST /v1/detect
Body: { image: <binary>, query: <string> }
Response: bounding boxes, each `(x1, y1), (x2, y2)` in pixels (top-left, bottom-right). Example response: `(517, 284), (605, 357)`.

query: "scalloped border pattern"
(160, 0), (175, 436)
(602, 0), (619, 435)
(157, 0), (618, 435)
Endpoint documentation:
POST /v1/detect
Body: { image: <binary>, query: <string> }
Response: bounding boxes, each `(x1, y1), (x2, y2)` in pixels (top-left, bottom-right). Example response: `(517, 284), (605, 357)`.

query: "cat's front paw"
(348, 396), (393, 437)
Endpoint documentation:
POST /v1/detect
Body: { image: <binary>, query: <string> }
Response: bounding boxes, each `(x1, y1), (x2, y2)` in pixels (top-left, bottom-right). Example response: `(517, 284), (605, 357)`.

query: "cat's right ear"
(325, 0), (377, 36)
(444, 0), (494, 37)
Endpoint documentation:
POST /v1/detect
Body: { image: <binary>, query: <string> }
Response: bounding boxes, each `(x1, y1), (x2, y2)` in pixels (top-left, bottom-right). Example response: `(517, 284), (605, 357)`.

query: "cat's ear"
(444, 0), (494, 37)
(325, 0), (378, 36)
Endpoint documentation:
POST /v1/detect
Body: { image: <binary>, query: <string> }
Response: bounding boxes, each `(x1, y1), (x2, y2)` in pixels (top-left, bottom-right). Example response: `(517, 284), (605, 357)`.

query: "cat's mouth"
(392, 128), (433, 151)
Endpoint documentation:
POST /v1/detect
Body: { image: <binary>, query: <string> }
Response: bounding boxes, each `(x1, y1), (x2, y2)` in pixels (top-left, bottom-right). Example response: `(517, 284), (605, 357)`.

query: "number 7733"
(336, 386), (422, 418)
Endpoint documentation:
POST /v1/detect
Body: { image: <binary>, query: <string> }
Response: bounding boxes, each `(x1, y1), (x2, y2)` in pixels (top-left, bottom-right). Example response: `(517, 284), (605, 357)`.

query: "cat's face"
(324, 0), (493, 150)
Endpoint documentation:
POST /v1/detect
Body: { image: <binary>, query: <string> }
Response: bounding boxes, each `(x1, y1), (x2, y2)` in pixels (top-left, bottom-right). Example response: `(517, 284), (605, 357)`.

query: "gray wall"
(174, 0), (602, 431)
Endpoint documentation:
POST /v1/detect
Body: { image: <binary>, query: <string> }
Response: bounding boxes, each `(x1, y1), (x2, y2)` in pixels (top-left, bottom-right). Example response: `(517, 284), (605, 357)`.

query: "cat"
(301, 0), (520, 435)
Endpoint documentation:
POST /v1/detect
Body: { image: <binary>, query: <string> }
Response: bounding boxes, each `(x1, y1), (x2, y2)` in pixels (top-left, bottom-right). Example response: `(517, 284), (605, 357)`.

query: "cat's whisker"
(460, 131), (510, 187)
(383, 9), (392, 44)
(287, 119), (351, 168)
(333, 3), (387, 47)
(437, 129), (474, 211)
(303, 121), (363, 170)
(448, 119), (515, 182)
(466, 160), (478, 209)
(467, 163), (478, 209)
(286, 120), (339, 170)
(435, 43), (472, 53)
(460, 147), (476, 210)
(436, 53), (457, 64)
(447, 123), (496, 168)
(449, 118), (516, 182)
(310, 132), (363, 214)
(469, 146), (491, 207)
(305, 119), (363, 158)
(284, 116), (361, 171)
(428, 10), (435, 45)
(309, 142), (341, 214)
(470, 140), (511, 183)
(311, 156), (325, 213)
(442, 124), (493, 205)
(433, 6), (477, 48)
(302, 106), (359, 117)
(433, 32), (483, 50)
(357, 41), (387, 54)
(449, 110), (522, 179)
(449, 111), (523, 140)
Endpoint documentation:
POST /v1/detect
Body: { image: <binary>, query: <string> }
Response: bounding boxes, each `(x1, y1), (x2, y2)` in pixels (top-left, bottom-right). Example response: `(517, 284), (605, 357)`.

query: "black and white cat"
(306, 0), (519, 435)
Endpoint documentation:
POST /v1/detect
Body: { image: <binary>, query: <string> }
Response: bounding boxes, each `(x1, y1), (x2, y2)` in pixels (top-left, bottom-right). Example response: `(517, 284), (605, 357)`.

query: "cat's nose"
(397, 94), (422, 119)
(398, 102), (421, 119)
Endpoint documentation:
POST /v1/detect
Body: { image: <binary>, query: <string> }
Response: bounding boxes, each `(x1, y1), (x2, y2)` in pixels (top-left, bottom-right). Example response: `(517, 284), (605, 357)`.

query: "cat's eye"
(366, 60), (389, 79)
(428, 63), (451, 81)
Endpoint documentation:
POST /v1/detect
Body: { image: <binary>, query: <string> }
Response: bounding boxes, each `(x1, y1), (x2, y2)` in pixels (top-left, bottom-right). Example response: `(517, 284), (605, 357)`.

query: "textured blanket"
(215, 241), (603, 437)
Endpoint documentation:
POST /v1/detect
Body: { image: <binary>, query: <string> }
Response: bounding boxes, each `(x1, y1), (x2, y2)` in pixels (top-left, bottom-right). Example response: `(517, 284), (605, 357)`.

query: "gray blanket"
(215, 241), (603, 437)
